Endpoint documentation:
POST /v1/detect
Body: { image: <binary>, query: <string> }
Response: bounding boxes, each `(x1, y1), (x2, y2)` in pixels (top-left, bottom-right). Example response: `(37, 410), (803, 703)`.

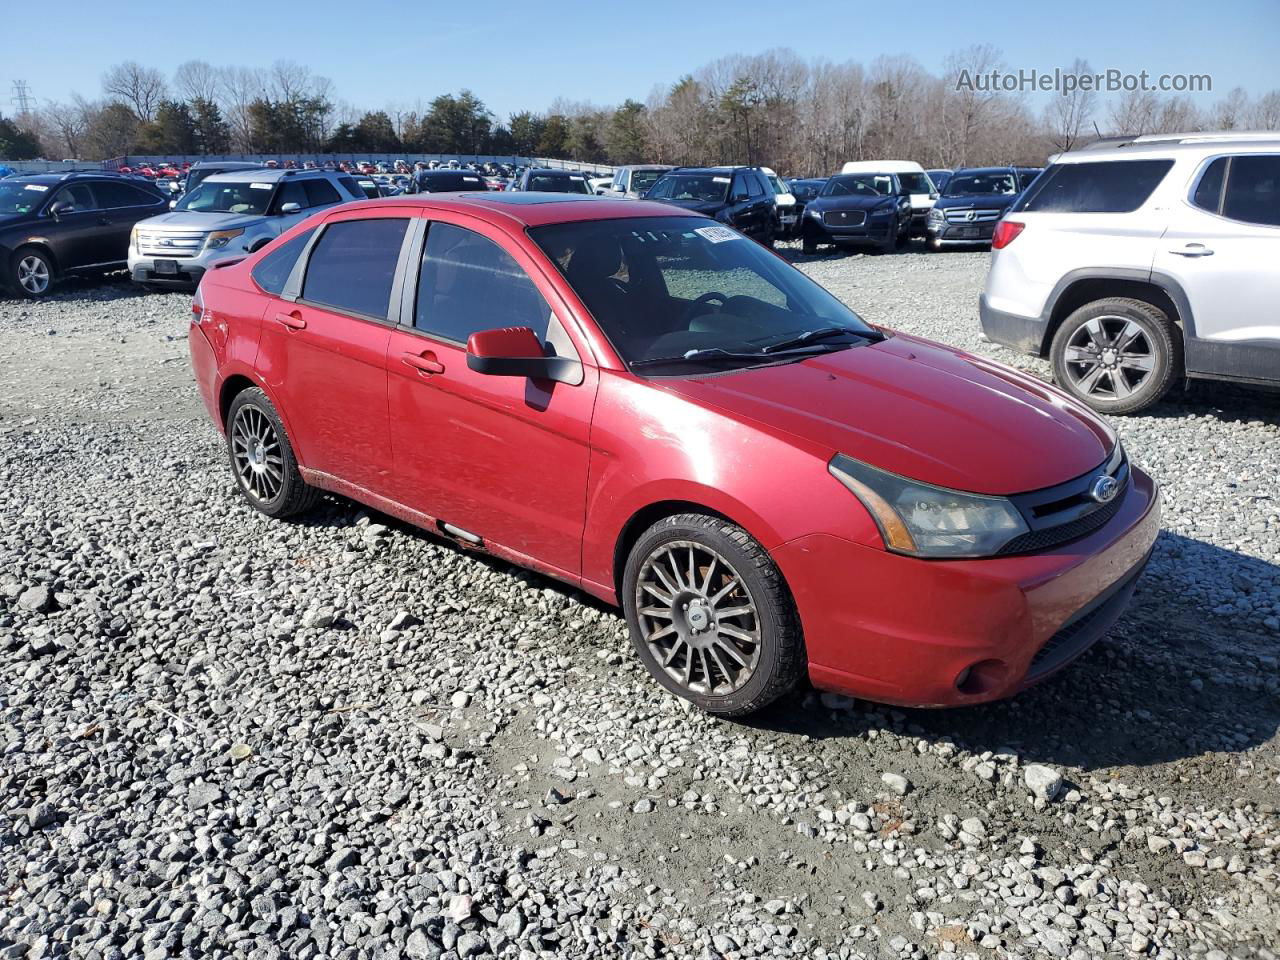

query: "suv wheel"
(12, 247), (54, 298)
(1050, 297), (1181, 415)
(622, 513), (805, 717)
(226, 387), (320, 518)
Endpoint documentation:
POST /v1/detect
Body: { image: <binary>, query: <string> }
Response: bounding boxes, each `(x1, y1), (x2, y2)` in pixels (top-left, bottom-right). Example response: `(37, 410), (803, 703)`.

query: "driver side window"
(273, 181), (308, 214)
(52, 183), (97, 212)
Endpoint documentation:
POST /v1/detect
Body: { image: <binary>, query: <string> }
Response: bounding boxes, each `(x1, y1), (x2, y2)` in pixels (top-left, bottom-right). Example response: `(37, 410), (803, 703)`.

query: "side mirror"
(466, 326), (581, 384)
(731, 191), (750, 203)
(280, 202), (302, 215)
(169, 199), (177, 209)
(49, 200), (73, 217)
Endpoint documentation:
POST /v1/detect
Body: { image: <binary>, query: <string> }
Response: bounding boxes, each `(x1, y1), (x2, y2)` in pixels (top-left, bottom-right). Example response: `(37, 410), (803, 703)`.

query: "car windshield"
(822, 175), (891, 197)
(630, 170), (665, 194)
(648, 174), (731, 203)
(526, 173), (591, 194)
(176, 179), (275, 214)
(0, 181), (52, 216)
(766, 174), (789, 195)
(898, 172), (934, 194)
(945, 172), (1019, 196)
(530, 215), (877, 373)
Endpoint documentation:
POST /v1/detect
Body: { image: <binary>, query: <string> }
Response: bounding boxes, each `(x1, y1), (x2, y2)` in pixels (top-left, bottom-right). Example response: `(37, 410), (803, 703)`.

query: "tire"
(10, 246), (55, 298)
(1050, 297), (1181, 415)
(622, 513), (805, 717)
(879, 216), (899, 254)
(801, 234), (817, 256)
(761, 225), (776, 249)
(225, 387), (320, 518)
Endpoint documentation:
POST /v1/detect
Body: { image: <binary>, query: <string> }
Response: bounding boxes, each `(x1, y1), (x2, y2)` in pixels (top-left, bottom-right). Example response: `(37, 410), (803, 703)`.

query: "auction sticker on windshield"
(24, 184), (49, 192)
(251, 183), (273, 190)
(696, 225), (740, 243)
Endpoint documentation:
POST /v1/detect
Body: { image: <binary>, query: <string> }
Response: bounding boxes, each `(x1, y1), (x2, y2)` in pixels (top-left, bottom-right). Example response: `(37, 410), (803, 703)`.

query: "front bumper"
(771, 467), (1161, 707)
(928, 221), (996, 245)
(129, 253), (206, 288)
(804, 216), (894, 246)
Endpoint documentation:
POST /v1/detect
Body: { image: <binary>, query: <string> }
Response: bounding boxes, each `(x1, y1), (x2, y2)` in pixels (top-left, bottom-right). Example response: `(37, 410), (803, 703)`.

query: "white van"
(839, 160), (937, 236)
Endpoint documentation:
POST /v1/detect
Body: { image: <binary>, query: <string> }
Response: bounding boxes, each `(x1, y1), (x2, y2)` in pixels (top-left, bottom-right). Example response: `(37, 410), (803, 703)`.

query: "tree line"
(4, 50), (1278, 174)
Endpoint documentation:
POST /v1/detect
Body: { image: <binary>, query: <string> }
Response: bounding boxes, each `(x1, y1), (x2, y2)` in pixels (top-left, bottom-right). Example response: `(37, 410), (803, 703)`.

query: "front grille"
(823, 210), (866, 227)
(1027, 556), (1148, 678)
(997, 446), (1129, 556)
(944, 207), (1002, 223)
(138, 232), (204, 259)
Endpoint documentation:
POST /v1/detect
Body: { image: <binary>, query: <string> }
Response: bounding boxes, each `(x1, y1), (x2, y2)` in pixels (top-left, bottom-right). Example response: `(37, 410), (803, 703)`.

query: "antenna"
(10, 80), (34, 117)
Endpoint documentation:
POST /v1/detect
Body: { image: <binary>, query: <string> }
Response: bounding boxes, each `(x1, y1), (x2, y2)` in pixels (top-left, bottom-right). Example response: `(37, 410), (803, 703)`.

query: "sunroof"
(457, 193), (608, 205)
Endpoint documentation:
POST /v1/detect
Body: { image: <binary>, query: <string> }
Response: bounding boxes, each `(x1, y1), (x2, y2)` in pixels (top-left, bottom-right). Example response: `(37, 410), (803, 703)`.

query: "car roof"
(621, 164), (673, 171)
(951, 166), (1020, 175)
(841, 160), (924, 173)
(203, 169), (329, 184)
(335, 194), (704, 228)
(1058, 131), (1280, 163)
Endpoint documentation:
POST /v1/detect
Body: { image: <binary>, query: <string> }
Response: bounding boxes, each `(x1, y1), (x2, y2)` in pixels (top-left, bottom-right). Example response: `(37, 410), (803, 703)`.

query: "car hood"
(933, 194), (1019, 211)
(660, 333), (1114, 495)
(137, 211), (267, 232)
(809, 195), (895, 212)
(651, 197), (723, 216)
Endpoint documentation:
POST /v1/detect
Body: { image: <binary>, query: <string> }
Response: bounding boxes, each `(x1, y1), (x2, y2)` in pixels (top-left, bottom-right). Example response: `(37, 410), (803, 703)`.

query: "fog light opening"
(955, 659), (1007, 695)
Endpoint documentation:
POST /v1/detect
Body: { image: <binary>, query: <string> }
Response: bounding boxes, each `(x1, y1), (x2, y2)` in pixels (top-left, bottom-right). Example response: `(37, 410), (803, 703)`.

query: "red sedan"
(189, 195), (1159, 716)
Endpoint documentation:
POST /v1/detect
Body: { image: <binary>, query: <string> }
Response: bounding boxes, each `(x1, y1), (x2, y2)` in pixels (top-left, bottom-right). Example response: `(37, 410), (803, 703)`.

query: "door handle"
(1169, 243), (1214, 257)
(97, 216), (111, 225)
(402, 351), (444, 375)
(275, 311), (306, 330)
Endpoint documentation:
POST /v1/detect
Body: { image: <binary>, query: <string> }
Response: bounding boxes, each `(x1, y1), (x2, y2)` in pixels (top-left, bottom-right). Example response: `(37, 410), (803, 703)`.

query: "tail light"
(191, 287), (206, 323)
(991, 220), (1025, 250)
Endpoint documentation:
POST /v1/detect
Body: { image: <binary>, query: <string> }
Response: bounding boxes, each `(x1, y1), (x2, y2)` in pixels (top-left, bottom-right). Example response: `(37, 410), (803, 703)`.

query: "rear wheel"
(622, 513), (805, 717)
(1050, 297), (1181, 415)
(225, 387), (319, 518)
(11, 247), (54, 298)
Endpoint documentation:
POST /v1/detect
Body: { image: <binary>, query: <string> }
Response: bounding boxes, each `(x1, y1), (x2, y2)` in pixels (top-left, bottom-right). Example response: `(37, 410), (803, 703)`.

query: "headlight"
(130, 225), (139, 251)
(205, 229), (245, 250)
(928, 208), (944, 223)
(867, 205), (894, 218)
(828, 454), (1028, 558)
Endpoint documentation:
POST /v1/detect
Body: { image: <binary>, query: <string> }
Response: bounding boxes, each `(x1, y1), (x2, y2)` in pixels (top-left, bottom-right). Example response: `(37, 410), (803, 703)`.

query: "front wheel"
(622, 514), (805, 717)
(1050, 298), (1181, 415)
(11, 247), (54, 298)
(879, 216), (900, 254)
(225, 387), (320, 518)
(801, 233), (818, 255)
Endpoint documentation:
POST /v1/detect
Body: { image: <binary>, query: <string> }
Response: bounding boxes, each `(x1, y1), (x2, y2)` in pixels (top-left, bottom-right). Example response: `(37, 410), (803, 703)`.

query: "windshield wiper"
(761, 325), (883, 353)
(630, 343), (850, 370)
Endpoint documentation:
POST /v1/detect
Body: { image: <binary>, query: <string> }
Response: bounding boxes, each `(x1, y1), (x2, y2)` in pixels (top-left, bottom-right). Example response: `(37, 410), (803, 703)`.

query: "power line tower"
(11, 80), (35, 118)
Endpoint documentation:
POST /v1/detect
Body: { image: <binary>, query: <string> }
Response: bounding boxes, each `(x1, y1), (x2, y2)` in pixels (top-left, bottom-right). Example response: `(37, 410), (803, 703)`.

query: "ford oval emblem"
(1090, 475), (1120, 504)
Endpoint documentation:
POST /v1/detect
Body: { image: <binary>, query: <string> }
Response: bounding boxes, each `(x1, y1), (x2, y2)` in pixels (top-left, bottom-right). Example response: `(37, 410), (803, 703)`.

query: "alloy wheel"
(17, 255), (50, 295)
(1062, 315), (1156, 401)
(231, 404), (284, 503)
(634, 540), (761, 696)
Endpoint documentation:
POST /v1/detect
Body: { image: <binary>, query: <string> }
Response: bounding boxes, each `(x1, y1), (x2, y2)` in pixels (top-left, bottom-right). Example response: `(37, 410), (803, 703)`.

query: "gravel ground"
(1, 248), (1277, 960)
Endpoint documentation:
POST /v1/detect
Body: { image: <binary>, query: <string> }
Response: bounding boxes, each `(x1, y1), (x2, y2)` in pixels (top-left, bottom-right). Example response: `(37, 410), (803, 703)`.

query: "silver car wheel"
(17, 255), (50, 294)
(231, 404), (284, 503)
(1062, 315), (1156, 401)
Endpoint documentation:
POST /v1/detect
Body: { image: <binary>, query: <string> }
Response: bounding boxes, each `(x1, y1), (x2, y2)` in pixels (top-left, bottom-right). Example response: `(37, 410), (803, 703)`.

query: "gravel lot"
(2, 246), (1277, 960)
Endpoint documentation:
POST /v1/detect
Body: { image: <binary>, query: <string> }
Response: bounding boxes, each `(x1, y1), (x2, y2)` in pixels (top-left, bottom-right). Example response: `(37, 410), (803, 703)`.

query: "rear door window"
(301, 218), (410, 319)
(252, 228), (316, 295)
(95, 181), (158, 208)
(414, 222), (551, 343)
(1016, 159), (1174, 213)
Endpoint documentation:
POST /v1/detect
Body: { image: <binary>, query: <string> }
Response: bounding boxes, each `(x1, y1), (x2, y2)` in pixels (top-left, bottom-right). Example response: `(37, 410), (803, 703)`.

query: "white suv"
(980, 132), (1280, 414)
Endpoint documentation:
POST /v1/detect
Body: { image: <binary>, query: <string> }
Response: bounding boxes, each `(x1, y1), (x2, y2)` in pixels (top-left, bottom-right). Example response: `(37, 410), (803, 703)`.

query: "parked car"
(840, 160), (937, 236)
(190, 193), (1159, 715)
(928, 169), (954, 193)
(406, 169), (489, 194)
(1015, 166), (1044, 191)
(589, 175), (613, 195)
(0, 173), (168, 297)
(787, 177), (827, 225)
(598, 164), (674, 200)
(512, 168), (594, 194)
(644, 166), (778, 245)
(981, 131), (1280, 414)
(128, 169), (363, 290)
(926, 166), (1025, 249)
(761, 167), (799, 237)
(799, 172), (912, 254)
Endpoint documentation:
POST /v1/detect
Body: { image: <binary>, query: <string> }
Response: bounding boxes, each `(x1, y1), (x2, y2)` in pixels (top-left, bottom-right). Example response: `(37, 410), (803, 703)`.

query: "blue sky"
(7, 0), (1278, 120)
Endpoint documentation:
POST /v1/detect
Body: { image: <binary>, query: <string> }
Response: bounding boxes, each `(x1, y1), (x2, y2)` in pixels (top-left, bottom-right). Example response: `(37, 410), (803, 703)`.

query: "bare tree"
(1044, 58), (1098, 153)
(173, 61), (221, 104)
(41, 98), (94, 158)
(219, 66), (265, 151)
(1107, 89), (1159, 136)
(1210, 87), (1250, 130)
(1249, 90), (1280, 129)
(102, 61), (168, 122)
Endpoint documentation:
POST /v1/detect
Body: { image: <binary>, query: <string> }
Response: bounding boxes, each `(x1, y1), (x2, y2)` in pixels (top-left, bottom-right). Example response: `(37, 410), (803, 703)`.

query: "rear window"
(1015, 159), (1173, 214)
(302, 218), (409, 319)
(252, 228), (315, 295)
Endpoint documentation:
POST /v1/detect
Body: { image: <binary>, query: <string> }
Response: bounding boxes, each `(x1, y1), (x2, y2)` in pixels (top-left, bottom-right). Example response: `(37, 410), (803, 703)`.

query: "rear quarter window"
(1015, 159), (1174, 214)
(252, 228), (316, 295)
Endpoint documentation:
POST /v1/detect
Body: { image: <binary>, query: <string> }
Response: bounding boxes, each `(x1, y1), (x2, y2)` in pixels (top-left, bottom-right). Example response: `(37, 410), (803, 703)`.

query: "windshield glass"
(767, 174), (789, 196)
(945, 172), (1018, 196)
(898, 172), (934, 195)
(648, 173), (731, 203)
(177, 179), (275, 214)
(0, 181), (51, 216)
(822, 175), (892, 197)
(530, 215), (875, 373)
(630, 170), (665, 194)
(526, 173), (591, 194)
